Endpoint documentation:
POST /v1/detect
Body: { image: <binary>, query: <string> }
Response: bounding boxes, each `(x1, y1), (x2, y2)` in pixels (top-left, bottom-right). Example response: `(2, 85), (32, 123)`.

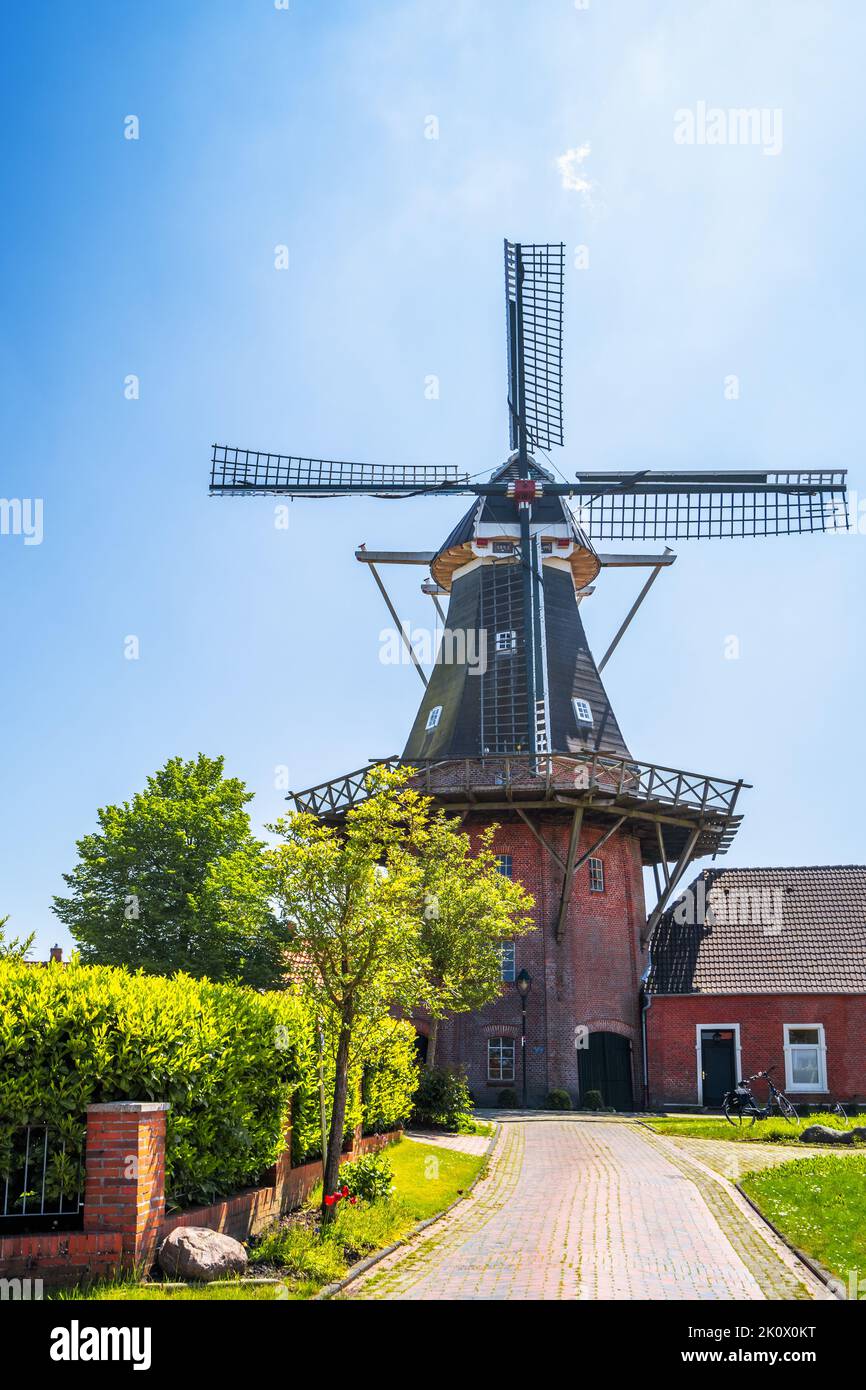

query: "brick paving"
(345, 1117), (828, 1301)
(664, 1133), (864, 1181)
(403, 1129), (492, 1157)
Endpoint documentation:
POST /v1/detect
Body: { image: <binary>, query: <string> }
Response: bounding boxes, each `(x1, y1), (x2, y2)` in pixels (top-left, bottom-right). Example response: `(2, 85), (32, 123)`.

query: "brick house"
(644, 865), (866, 1109)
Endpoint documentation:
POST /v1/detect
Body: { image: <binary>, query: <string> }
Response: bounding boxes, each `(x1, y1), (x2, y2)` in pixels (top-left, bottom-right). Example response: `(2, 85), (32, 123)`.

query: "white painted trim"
(783, 1022), (828, 1093)
(695, 1023), (742, 1106)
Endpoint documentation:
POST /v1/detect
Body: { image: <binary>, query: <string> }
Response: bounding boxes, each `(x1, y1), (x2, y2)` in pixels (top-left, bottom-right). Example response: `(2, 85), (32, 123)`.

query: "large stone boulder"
(800, 1124), (854, 1145)
(158, 1226), (248, 1283)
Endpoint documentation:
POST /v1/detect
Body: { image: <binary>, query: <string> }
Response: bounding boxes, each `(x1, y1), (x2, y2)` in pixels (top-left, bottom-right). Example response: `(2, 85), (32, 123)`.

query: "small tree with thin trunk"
(267, 768), (429, 1220)
(267, 767), (533, 1220)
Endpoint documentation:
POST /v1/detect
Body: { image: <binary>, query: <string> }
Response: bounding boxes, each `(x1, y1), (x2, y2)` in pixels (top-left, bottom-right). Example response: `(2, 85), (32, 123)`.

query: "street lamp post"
(515, 969), (532, 1110)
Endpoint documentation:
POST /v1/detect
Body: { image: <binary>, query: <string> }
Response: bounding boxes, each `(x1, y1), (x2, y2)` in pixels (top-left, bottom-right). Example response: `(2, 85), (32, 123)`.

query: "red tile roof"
(646, 865), (866, 995)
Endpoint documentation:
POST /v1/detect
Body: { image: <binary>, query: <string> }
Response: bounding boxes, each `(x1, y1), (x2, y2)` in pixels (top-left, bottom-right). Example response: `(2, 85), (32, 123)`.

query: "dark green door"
(578, 1032), (634, 1111)
(700, 1029), (736, 1107)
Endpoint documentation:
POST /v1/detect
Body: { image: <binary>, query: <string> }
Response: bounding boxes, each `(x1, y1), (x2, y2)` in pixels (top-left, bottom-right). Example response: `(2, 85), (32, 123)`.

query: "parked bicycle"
(723, 1066), (799, 1127)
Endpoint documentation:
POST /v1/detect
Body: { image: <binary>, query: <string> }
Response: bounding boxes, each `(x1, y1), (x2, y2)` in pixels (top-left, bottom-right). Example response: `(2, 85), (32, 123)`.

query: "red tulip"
(324, 1194), (336, 1207)
(342, 1185), (350, 1198)
(349, 1196), (358, 1206)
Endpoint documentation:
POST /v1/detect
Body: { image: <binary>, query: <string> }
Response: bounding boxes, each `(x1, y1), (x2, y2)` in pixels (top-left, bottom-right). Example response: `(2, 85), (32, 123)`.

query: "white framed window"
(495, 630), (517, 653)
(487, 1036), (515, 1083)
(495, 854), (513, 878)
(425, 705), (442, 731)
(783, 1024), (827, 1092)
(497, 941), (516, 983)
(573, 697), (593, 725)
(588, 857), (604, 893)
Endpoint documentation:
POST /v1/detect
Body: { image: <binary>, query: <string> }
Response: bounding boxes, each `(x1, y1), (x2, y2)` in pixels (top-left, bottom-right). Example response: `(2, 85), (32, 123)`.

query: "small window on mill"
(573, 698), (593, 725)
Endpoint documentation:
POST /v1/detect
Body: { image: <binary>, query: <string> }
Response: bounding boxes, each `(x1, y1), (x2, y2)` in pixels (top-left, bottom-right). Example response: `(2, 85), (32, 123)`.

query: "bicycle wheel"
(776, 1094), (799, 1125)
(724, 1098), (757, 1127)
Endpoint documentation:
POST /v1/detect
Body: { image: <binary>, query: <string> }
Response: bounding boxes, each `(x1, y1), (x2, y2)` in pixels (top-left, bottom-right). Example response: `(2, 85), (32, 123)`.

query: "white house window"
(495, 630), (517, 653)
(573, 697), (593, 725)
(497, 942), (516, 983)
(495, 854), (513, 878)
(425, 705), (442, 731)
(784, 1024), (827, 1092)
(588, 857), (605, 893)
(487, 1036), (515, 1082)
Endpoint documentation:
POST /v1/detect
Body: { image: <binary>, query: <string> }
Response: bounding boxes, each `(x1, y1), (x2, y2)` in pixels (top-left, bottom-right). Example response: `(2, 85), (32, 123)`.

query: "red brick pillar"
(84, 1101), (169, 1272)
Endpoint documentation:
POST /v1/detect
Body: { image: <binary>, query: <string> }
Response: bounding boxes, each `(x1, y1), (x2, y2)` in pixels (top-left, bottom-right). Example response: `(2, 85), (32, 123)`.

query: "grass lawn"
(741, 1154), (866, 1285)
(55, 1136), (486, 1302)
(643, 1112), (862, 1145)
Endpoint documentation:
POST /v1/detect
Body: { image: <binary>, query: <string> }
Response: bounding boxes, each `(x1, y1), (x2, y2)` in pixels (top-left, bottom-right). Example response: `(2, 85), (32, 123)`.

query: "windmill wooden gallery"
(210, 241), (864, 1112)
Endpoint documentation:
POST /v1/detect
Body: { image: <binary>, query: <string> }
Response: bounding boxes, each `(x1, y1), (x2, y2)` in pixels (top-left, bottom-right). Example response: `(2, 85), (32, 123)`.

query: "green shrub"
(582, 1089), (604, 1111)
(410, 1066), (473, 1132)
(337, 1151), (394, 1203)
(497, 1088), (518, 1108)
(0, 960), (418, 1209)
(547, 1088), (572, 1111)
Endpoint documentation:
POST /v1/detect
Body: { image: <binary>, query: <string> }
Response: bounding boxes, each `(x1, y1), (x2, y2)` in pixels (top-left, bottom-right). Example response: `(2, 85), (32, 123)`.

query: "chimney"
(49, 944), (63, 964)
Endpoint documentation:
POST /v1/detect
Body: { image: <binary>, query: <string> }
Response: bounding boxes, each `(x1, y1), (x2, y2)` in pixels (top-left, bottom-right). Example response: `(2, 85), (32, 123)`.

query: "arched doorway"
(578, 1032), (634, 1111)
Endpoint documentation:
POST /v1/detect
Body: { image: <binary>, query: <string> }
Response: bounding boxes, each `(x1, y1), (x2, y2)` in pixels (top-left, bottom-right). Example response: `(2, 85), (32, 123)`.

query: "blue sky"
(2, 0), (864, 957)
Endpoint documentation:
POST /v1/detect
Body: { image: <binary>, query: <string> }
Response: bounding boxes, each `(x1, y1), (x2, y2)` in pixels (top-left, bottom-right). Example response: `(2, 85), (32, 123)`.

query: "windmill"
(209, 241), (847, 1104)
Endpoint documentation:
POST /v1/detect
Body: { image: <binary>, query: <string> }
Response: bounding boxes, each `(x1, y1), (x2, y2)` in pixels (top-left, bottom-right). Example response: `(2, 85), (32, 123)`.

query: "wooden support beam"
(641, 827), (700, 946)
(556, 807), (584, 942)
(355, 549), (436, 566)
(652, 860), (662, 901)
(655, 821), (671, 886)
(598, 550), (674, 673)
(428, 591), (446, 624)
(515, 807), (566, 873)
(597, 551), (677, 569)
(366, 562), (428, 689)
(570, 815), (627, 878)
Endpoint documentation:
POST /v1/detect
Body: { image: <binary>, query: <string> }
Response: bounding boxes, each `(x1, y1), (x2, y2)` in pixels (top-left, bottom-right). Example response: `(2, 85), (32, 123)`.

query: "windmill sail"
(505, 241), (565, 452)
(210, 445), (471, 497)
(571, 470), (847, 539)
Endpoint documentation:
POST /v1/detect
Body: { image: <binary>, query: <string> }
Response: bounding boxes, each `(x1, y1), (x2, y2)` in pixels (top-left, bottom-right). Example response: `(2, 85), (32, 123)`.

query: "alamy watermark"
(674, 881), (784, 935)
(379, 625), (488, 676)
(674, 102), (783, 157)
(0, 498), (43, 545)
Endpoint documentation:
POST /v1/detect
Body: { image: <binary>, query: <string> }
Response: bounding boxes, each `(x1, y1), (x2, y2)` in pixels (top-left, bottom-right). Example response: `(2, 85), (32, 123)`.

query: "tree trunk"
(321, 1020), (352, 1223)
(425, 1019), (439, 1070)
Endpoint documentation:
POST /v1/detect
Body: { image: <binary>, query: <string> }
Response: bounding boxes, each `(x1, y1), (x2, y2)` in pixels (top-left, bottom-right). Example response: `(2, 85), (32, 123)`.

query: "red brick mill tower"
(209, 240), (846, 1108)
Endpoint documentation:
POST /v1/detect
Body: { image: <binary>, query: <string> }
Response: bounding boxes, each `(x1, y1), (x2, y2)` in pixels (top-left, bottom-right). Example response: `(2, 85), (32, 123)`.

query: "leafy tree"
(267, 766), (533, 1219)
(52, 754), (288, 988)
(0, 916), (35, 962)
(418, 819), (533, 1068)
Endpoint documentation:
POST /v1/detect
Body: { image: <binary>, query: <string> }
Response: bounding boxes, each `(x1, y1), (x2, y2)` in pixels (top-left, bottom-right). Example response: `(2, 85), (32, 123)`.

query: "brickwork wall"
(646, 993), (866, 1107)
(436, 813), (647, 1105)
(0, 1099), (399, 1285)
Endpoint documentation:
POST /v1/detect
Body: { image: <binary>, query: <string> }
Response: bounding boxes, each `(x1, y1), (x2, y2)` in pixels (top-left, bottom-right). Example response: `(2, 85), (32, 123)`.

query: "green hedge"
(0, 960), (418, 1208)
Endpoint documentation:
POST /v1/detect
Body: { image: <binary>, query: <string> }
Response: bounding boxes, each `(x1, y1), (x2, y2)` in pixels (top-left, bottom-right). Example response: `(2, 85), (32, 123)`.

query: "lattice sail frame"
(571, 470), (848, 540)
(210, 445), (470, 496)
(505, 240), (565, 453)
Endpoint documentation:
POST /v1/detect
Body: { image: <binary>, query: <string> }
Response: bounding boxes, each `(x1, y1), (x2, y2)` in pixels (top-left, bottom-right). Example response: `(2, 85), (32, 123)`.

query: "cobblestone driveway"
(345, 1117), (829, 1301)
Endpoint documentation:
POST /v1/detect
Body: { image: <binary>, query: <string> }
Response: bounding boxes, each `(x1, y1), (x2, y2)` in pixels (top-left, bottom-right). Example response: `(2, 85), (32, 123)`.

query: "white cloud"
(556, 142), (593, 196)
